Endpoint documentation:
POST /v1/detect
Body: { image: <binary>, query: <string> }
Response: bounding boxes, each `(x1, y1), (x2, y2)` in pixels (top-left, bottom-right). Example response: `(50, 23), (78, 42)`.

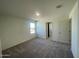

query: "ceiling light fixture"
(36, 12), (40, 16)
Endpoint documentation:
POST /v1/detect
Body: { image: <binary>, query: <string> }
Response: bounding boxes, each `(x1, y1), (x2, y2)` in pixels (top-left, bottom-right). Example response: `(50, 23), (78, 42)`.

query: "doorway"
(46, 22), (52, 38)
(69, 19), (71, 45)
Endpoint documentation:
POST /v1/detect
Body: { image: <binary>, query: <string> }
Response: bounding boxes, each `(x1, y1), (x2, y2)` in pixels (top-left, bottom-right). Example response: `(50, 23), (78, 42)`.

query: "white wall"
(0, 16), (36, 50)
(36, 21), (46, 39)
(52, 16), (70, 44)
(69, 1), (79, 58)
(36, 15), (70, 44)
(36, 16), (70, 44)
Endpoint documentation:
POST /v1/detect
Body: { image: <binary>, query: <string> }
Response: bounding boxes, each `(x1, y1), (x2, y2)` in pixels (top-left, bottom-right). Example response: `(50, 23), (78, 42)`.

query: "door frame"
(46, 22), (52, 39)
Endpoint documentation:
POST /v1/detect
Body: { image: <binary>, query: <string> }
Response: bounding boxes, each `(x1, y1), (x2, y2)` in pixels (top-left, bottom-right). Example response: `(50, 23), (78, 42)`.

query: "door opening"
(46, 22), (52, 38)
(69, 19), (71, 45)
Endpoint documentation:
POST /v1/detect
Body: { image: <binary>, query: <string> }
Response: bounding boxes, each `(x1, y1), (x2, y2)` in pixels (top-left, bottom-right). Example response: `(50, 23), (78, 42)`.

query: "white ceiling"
(0, 0), (76, 20)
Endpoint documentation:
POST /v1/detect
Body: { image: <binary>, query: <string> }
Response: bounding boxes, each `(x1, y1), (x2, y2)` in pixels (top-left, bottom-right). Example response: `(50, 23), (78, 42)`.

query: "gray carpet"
(2, 38), (73, 58)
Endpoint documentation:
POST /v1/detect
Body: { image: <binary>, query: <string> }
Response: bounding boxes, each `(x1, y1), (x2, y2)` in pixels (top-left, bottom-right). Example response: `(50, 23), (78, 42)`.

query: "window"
(30, 22), (35, 34)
